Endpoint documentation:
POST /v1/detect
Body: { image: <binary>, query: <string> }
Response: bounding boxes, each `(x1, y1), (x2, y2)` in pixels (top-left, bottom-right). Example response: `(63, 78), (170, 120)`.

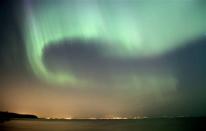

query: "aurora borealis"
(24, 0), (206, 85)
(1, 0), (206, 118)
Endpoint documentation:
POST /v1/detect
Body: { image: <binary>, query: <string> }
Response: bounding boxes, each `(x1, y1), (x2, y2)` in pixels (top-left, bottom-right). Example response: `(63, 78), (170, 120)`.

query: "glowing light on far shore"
(65, 117), (72, 120)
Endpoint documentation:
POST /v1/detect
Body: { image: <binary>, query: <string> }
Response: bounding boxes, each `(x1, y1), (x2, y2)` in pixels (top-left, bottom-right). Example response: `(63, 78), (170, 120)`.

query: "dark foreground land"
(0, 117), (205, 131)
(0, 111), (38, 122)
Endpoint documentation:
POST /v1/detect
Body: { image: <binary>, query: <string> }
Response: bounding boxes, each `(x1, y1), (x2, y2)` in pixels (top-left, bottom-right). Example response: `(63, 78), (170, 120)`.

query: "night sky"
(0, 0), (206, 118)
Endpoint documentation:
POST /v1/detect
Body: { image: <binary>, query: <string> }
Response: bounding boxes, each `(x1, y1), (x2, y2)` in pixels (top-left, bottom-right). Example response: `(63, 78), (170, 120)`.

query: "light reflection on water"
(0, 118), (204, 131)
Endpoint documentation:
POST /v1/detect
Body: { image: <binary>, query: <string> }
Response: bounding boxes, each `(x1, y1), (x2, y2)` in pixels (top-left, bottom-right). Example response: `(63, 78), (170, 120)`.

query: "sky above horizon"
(0, 0), (206, 118)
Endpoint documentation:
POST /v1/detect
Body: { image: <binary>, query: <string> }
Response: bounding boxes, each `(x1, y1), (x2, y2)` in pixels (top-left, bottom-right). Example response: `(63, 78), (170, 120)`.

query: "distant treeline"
(0, 111), (38, 122)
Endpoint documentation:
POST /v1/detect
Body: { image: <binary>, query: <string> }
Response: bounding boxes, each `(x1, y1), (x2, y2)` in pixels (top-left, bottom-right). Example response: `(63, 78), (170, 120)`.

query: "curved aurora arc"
(24, 0), (206, 86)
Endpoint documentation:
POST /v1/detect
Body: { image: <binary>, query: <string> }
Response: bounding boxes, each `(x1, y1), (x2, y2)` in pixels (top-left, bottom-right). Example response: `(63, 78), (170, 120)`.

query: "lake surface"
(0, 118), (205, 131)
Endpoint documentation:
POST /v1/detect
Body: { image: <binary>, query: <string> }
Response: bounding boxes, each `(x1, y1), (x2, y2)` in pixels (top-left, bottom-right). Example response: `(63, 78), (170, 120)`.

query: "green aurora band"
(24, 0), (206, 85)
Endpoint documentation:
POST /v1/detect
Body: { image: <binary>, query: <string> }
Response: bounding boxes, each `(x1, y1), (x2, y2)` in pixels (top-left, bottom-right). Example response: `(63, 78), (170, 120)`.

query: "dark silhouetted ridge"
(0, 111), (38, 122)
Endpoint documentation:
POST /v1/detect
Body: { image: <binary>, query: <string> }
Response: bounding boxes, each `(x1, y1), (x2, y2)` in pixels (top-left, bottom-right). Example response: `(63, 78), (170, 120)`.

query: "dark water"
(0, 118), (205, 131)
